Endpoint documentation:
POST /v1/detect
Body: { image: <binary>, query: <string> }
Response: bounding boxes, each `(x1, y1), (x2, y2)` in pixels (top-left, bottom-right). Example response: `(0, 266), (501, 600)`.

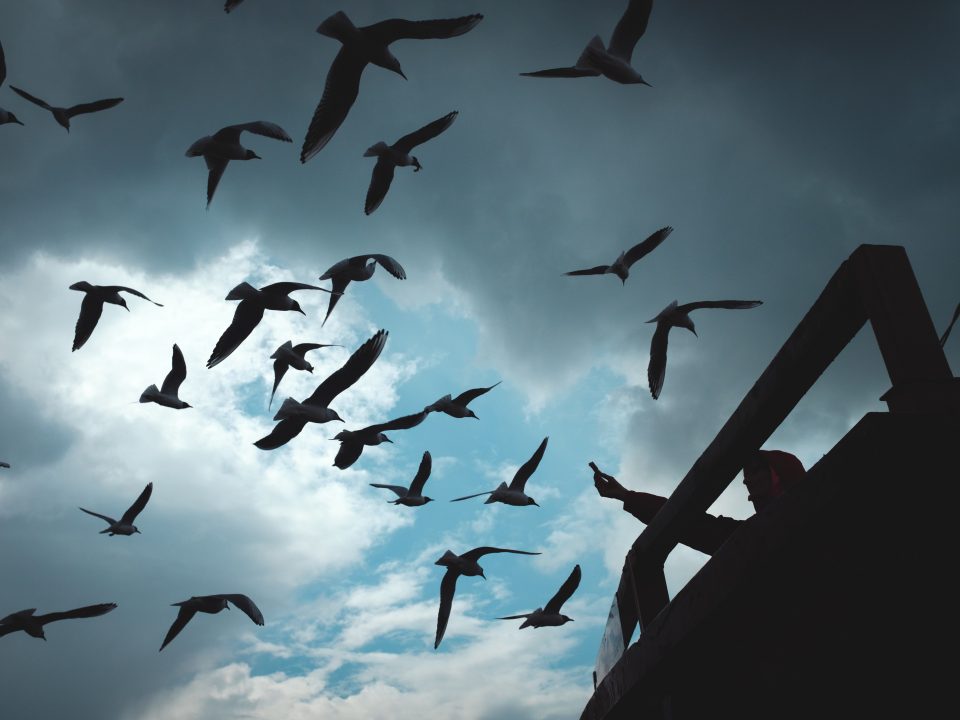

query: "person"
(590, 450), (806, 555)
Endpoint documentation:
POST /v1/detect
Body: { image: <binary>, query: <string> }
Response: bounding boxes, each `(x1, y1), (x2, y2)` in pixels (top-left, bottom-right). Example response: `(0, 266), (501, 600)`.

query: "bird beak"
(296, 307), (306, 315)
(252, 153), (262, 160)
(531, 500), (540, 507)
(641, 79), (652, 87)
(385, 438), (394, 444)
(135, 529), (141, 534)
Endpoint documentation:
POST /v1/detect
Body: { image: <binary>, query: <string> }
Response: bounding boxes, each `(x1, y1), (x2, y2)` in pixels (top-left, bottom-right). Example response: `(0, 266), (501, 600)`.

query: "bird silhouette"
(434, 547), (540, 649)
(940, 301), (960, 347)
(268, 340), (341, 410)
(140, 344), (191, 409)
(79, 482), (153, 536)
(255, 329), (387, 450)
(301, 11), (482, 162)
(426, 381), (500, 419)
(333, 410), (430, 469)
(0, 462), (9, 469)
(564, 226), (672, 284)
(319, 254), (406, 326)
(0, 39), (24, 127)
(370, 450), (434, 506)
(0, 603), (117, 640)
(224, 0), (245, 12)
(497, 564), (581, 628)
(207, 281), (334, 369)
(521, 0), (655, 85)
(451, 436), (547, 506)
(185, 121), (292, 207)
(159, 594), (264, 651)
(363, 111), (458, 214)
(646, 299), (763, 400)
(69, 282), (163, 352)
(9, 86), (122, 131)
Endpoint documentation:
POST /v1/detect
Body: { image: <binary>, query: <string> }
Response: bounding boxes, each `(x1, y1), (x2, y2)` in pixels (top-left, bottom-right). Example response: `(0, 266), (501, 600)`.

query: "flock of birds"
(2, 0), (958, 673)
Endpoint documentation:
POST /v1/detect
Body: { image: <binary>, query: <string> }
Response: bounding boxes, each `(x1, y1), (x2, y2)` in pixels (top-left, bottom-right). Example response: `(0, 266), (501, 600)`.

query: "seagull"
(185, 121), (292, 208)
(646, 299), (763, 400)
(319, 253), (406, 326)
(159, 594), (264, 652)
(140, 344), (191, 409)
(363, 110), (458, 215)
(254, 329), (387, 450)
(0, 39), (24, 127)
(940, 301), (960, 347)
(0, 603), (117, 640)
(497, 564), (581, 628)
(521, 0), (654, 85)
(224, 0), (245, 12)
(69, 282), (163, 352)
(333, 409), (430, 469)
(451, 436), (547, 507)
(426, 381), (500, 419)
(207, 281), (334, 369)
(370, 450), (434, 506)
(0, 461), (9, 469)
(434, 546), (540, 649)
(564, 226), (673, 284)
(79, 482), (153, 536)
(268, 340), (341, 410)
(9, 86), (122, 131)
(300, 11), (483, 163)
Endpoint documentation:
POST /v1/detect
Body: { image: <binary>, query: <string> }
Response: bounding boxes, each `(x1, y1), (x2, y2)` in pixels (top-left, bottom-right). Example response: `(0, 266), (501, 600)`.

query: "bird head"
(561, 615), (574, 624)
(119, 297), (130, 311)
(466, 410), (478, 420)
(479, 570), (486, 580)
(680, 316), (697, 337)
(412, 157), (423, 172)
(246, 150), (262, 160)
(333, 430), (350, 441)
(384, 52), (406, 80)
(291, 301), (305, 315)
(423, 497), (434, 504)
(181, 402), (193, 409)
(304, 361), (315, 373)
(9, 113), (23, 126)
(526, 497), (540, 507)
(133, 526), (141, 534)
(380, 434), (393, 444)
(329, 410), (345, 423)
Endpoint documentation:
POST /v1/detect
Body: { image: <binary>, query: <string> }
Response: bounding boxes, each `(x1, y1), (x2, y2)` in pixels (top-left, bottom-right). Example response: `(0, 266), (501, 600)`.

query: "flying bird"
(186, 121), (292, 207)
(497, 564), (581, 628)
(370, 450), (434, 506)
(451, 436), (548, 507)
(940, 301), (960, 347)
(333, 409), (430, 469)
(140, 344), (192, 409)
(0, 603), (117, 640)
(521, 0), (654, 85)
(159, 594), (264, 652)
(319, 253), (406, 326)
(564, 226), (673, 284)
(363, 110), (458, 214)
(268, 340), (341, 409)
(79, 482), (153, 536)
(69, 282), (163, 352)
(0, 462), (10, 469)
(646, 299), (763, 400)
(426, 381), (500, 419)
(434, 546), (540, 649)
(9, 86), (122, 131)
(300, 11), (483, 162)
(224, 0), (245, 12)
(255, 329), (387, 450)
(0, 39), (23, 127)
(207, 281), (334, 369)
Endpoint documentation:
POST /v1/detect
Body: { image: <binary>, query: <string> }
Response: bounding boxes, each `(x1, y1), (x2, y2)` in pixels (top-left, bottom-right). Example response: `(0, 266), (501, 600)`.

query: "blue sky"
(1, 1), (958, 719)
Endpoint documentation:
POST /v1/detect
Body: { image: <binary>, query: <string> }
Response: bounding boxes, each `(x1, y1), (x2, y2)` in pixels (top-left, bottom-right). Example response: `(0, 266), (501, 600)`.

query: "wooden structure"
(582, 245), (959, 719)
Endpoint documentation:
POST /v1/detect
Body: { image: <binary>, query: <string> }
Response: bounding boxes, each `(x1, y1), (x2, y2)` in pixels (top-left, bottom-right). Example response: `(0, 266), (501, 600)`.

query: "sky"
(0, 1), (958, 718)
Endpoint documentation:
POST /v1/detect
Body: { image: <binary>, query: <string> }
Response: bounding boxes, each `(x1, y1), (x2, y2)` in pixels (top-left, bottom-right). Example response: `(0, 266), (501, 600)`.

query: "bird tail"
(316, 11), (356, 43)
(274, 397), (303, 421)
(69, 281), (94, 293)
(577, 35), (606, 67)
(225, 282), (259, 302)
(424, 394), (452, 412)
(270, 340), (293, 359)
(139, 384), (160, 403)
(434, 550), (458, 567)
(363, 141), (389, 158)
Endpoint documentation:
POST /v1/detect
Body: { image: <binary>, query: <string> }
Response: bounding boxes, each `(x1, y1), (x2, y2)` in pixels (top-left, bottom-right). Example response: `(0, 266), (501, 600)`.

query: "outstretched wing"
(366, 409), (430, 434)
(451, 381), (500, 408)
(214, 121), (291, 144)
(269, 359), (288, 410)
(369, 254), (406, 279)
(261, 281), (328, 296)
(78, 507), (117, 525)
(160, 344), (187, 396)
(207, 299), (264, 368)
(120, 482), (153, 525)
(408, 451), (432, 495)
(393, 111), (458, 153)
(159, 606), (196, 651)
(520, 67), (599, 79)
(204, 156), (230, 208)
(333, 439), (365, 470)
(0, 39), (6, 86)
(461, 546), (541, 562)
(370, 483), (409, 498)
(224, 0), (245, 13)
(449, 490), (493, 502)
(940, 301), (960, 347)
(301, 48), (366, 163)
(543, 564), (581, 614)
(564, 265), (609, 276)
(678, 300), (763, 313)
(9, 86), (53, 111)
(306, 329), (387, 407)
(607, 0), (654, 62)
(647, 321), (670, 400)
(216, 594), (264, 625)
(65, 97), (123, 118)
(37, 602), (117, 625)
(364, 157), (396, 215)
(495, 613), (532, 620)
(368, 14), (483, 43)
(321, 275), (350, 326)
(254, 417), (309, 450)
(434, 569), (460, 649)
(292, 342), (327, 356)
(109, 286), (163, 306)
(622, 226), (673, 268)
(509, 436), (548, 491)
(72, 293), (104, 351)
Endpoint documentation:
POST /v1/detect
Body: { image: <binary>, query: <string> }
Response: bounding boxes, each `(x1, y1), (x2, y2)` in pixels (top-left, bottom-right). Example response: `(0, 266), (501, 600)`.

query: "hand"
(589, 461), (628, 501)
